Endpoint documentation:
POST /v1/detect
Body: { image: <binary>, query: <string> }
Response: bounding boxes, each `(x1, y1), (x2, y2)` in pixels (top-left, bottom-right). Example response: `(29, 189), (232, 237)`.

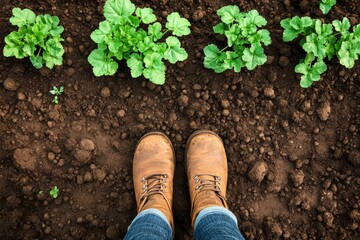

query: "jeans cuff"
(194, 206), (238, 230)
(128, 208), (171, 230)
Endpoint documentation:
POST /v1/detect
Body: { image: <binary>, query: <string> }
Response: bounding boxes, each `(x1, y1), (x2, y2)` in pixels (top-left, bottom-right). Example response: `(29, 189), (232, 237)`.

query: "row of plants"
(3, 0), (359, 88)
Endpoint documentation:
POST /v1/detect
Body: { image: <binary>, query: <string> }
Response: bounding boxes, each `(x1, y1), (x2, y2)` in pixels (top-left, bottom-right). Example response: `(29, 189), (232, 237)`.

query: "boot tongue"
(194, 190), (224, 207)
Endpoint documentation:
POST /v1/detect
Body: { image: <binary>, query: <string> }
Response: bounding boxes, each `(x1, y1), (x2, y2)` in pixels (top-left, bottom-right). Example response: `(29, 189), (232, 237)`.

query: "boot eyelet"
(141, 177), (146, 182)
(163, 174), (168, 178)
(142, 185), (147, 190)
(162, 184), (166, 188)
(163, 179), (167, 183)
(216, 176), (221, 180)
(195, 186), (200, 190)
(195, 179), (200, 183)
(194, 175), (198, 179)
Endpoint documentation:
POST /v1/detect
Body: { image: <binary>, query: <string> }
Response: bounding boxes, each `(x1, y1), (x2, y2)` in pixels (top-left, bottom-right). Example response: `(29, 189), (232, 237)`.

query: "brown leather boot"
(185, 130), (228, 227)
(133, 132), (175, 232)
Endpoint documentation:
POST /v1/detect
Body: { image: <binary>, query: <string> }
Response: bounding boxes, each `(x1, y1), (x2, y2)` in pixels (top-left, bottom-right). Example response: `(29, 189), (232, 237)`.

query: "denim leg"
(194, 206), (245, 240)
(124, 209), (172, 240)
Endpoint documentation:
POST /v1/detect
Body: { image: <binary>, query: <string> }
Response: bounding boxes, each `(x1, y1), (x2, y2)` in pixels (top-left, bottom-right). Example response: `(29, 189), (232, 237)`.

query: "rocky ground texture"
(0, 0), (359, 239)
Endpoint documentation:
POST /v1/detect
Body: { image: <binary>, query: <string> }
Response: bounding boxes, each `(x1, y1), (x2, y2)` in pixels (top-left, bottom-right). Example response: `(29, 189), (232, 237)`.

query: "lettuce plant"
(281, 16), (360, 88)
(203, 6), (271, 73)
(88, 0), (191, 85)
(320, 0), (336, 15)
(3, 8), (64, 69)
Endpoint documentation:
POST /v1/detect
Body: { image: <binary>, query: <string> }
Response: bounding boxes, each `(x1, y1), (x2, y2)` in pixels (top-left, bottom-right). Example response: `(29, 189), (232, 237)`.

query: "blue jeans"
(124, 207), (245, 240)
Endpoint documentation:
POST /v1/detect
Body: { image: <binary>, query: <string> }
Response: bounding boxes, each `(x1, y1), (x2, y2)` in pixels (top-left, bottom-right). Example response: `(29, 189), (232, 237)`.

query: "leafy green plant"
(203, 6), (271, 73)
(320, 0), (336, 15)
(281, 16), (360, 88)
(50, 186), (59, 198)
(3, 8), (64, 69)
(50, 86), (64, 104)
(88, 0), (191, 85)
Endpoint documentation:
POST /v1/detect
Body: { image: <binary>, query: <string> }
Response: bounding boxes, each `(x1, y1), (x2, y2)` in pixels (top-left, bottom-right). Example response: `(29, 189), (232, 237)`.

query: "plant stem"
(220, 46), (229, 52)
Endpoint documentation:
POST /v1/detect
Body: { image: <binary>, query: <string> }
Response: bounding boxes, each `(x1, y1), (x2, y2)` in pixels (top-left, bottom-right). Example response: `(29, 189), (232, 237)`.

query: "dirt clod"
(278, 56), (289, 67)
(264, 87), (275, 98)
(106, 225), (118, 239)
(290, 170), (305, 187)
(13, 148), (37, 171)
(317, 101), (331, 121)
(100, 87), (111, 98)
(247, 161), (268, 184)
(192, 9), (206, 21)
(348, 150), (360, 166)
(73, 139), (96, 165)
(177, 94), (189, 107)
(3, 78), (19, 91)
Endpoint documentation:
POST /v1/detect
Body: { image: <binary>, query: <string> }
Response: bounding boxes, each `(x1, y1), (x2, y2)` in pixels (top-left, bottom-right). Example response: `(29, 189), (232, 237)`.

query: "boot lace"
(140, 174), (168, 201)
(194, 174), (222, 194)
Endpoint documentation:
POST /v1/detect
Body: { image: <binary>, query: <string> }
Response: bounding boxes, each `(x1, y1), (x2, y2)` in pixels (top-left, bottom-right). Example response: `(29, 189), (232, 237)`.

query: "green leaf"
(300, 75), (314, 88)
(203, 44), (227, 73)
(10, 8), (36, 27)
(232, 57), (244, 72)
(295, 62), (308, 75)
(302, 33), (326, 59)
(222, 51), (243, 72)
(3, 32), (26, 58)
(213, 23), (226, 34)
(135, 8), (157, 24)
(242, 43), (267, 70)
(148, 22), (163, 41)
(143, 66), (165, 85)
(30, 56), (44, 69)
(23, 44), (35, 56)
(312, 61), (327, 76)
(45, 39), (64, 57)
(217, 5), (240, 24)
(332, 18), (350, 34)
(91, 21), (112, 43)
(281, 16), (314, 42)
(166, 12), (191, 36)
(354, 25), (360, 38)
(50, 26), (64, 36)
(143, 53), (165, 84)
(164, 36), (188, 64)
(104, 0), (136, 23)
(281, 18), (300, 42)
(225, 24), (240, 47)
(296, 60), (327, 88)
(43, 53), (62, 69)
(320, 0), (336, 14)
(88, 48), (119, 76)
(127, 53), (144, 78)
(257, 29), (272, 46)
(338, 41), (356, 68)
(50, 186), (59, 198)
(247, 10), (267, 27)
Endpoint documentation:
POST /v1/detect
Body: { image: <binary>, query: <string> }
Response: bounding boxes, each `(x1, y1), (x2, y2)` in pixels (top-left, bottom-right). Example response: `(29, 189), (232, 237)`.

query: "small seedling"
(88, 0), (191, 85)
(203, 6), (271, 73)
(50, 186), (59, 198)
(281, 16), (360, 88)
(3, 8), (64, 69)
(50, 86), (64, 104)
(320, 0), (337, 15)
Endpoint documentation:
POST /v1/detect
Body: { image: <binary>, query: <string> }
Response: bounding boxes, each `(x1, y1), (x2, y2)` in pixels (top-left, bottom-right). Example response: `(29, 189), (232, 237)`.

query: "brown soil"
(0, 0), (359, 239)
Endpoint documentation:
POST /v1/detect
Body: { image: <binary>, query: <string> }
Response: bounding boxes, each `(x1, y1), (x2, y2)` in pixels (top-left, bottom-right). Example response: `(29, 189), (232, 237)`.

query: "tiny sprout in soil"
(50, 186), (59, 198)
(50, 86), (64, 104)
